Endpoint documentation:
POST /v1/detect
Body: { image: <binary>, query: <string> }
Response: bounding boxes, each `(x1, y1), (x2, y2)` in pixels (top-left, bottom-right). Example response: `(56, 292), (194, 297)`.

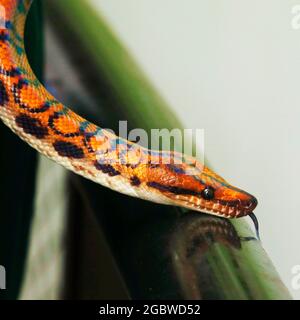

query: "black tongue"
(249, 212), (260, 240)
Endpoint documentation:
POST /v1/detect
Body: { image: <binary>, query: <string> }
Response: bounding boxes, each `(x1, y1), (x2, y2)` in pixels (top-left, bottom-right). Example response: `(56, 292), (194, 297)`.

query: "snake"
(0, 0), (259, 231)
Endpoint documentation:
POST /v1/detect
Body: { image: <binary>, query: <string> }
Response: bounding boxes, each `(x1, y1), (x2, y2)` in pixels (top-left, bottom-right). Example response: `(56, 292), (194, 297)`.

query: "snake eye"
(201, 186), (215, 200)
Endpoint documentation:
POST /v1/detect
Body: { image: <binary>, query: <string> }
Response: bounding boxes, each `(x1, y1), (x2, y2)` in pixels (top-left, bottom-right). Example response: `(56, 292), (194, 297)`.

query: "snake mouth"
(172, 195), (258, 219)
(168, 194), (260, 239)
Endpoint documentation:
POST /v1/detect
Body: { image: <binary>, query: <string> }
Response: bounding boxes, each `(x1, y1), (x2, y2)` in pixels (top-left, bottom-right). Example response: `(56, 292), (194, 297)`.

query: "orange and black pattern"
(0, 0), (258, 218)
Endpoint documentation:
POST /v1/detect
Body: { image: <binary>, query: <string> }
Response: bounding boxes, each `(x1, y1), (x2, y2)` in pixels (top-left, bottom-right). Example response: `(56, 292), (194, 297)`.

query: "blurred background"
(0, 0), (298, 300)
(92, 0), (300, 298)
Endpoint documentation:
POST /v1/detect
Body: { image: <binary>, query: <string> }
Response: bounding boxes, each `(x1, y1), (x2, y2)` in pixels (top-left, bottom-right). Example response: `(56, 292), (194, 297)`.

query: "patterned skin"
(0, 0), (257, 218)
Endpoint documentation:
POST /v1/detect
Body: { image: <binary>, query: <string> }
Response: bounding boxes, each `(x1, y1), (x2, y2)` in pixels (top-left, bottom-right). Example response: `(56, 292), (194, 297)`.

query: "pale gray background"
(89, 0), (300, 299)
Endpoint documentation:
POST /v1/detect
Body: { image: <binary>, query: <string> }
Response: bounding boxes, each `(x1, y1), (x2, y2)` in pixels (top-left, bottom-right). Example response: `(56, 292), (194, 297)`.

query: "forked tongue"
(249, 212), (260, 240)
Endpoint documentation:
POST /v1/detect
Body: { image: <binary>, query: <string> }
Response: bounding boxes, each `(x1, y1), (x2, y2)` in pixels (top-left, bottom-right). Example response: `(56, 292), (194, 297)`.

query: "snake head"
(145, 157), (258, 218)
(191, 165), (258, 218)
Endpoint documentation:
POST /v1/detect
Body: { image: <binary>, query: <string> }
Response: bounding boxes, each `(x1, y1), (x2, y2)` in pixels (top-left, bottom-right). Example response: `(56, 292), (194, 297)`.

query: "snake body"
(0, 0), (258, 219)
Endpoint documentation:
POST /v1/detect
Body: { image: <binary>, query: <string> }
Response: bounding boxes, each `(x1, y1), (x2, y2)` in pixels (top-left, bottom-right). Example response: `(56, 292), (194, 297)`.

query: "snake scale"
(0, 0), (258, 227)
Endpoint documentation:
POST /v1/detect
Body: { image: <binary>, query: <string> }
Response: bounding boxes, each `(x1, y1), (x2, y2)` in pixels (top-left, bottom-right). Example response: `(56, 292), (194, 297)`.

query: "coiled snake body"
(0, 0), (258, 220)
